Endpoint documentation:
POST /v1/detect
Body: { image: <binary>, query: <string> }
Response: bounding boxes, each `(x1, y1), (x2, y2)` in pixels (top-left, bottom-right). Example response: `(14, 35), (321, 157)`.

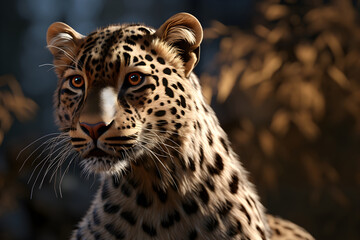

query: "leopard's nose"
(79, 121), (109, 141)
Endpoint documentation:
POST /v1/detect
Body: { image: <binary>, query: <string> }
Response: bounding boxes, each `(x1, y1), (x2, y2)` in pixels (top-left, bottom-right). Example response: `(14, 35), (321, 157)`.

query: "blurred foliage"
(0, 74), (38, 239)
(0, 75), (37, 145)
(202, 0), (360, 238)
(1, 0), (360, 239)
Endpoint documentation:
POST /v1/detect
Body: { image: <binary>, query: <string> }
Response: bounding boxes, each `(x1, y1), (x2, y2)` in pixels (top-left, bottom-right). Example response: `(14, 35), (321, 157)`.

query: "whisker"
(27, 136), (68, 185)
(47, 45), (78, 65)
(49, 143), (73, 182)
(20, 132), (72, 198)
(43, 143), (74, 189)
(18, 133), (61, 171)
(58, 156), (76, 198)
(29, 139), (71, 198)
(140, 143), (178, 189)
(39, 63), (75, 72)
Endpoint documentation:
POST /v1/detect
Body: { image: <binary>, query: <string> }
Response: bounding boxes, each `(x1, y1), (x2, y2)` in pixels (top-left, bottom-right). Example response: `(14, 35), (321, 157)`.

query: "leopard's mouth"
(82, 147), (127, 164)
(80, 147), (134, 174)
(84, 148), (109, 158)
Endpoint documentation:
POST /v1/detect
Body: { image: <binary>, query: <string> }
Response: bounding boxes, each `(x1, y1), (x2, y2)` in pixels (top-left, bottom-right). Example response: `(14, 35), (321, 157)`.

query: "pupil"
(131, 74), (139, 82)
(74, 77), (81, 84)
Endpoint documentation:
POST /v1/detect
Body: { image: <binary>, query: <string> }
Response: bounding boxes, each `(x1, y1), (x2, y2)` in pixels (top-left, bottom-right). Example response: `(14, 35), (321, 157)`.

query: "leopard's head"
(47, 13), (203, 176)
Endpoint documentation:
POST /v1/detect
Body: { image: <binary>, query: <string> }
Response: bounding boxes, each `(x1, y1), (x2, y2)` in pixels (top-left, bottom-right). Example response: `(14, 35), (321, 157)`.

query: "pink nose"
(79, 122), (107, 140)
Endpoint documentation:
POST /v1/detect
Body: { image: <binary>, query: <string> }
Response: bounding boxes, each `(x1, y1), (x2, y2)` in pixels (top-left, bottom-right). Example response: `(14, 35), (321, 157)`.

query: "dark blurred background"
(0, 0), (359, 239)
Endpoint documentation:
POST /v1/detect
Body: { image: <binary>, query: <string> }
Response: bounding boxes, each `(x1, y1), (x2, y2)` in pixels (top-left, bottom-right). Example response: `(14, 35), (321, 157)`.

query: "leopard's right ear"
(155, 13), (203, 78)
(46, 22), (84, 75)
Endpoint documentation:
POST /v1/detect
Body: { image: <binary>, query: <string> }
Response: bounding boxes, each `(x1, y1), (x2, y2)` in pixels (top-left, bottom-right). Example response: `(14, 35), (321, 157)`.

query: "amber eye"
(69, 75), (84, 89)
(127, 72), (144, 86)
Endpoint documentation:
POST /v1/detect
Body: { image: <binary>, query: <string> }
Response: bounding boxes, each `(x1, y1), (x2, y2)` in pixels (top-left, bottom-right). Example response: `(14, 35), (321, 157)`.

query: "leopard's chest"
(72, 161), (268, 240)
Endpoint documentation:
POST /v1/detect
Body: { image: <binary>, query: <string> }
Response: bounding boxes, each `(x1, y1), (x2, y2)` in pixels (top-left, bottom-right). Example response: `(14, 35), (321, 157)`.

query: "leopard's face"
(47, 14), (203, 175)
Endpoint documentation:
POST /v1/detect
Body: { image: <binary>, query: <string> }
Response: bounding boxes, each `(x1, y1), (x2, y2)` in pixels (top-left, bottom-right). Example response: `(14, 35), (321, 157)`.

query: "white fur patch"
(48, 32), (73, 48)
(100, 87), (117, 125)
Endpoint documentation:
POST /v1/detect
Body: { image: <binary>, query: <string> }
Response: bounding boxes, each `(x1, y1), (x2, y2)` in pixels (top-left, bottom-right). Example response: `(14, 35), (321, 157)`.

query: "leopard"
(46, 12), (315, 240)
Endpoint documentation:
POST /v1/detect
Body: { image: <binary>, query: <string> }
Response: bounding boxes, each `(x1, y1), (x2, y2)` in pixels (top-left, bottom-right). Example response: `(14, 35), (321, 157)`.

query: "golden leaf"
(254, 24), (270, 38)
(219, 37), (233, 56)
(292, 111), (320, 140)
(200, 74), (214, 105)
(240, 52), (281, 90)
(295, 43), (317, 66)
(322, 32), (344, 59)
(327, 66), (350, 89)
(203, 28), (219, 39)
(262, 52), (282, 79)
(0, 106), (13, 145)
(210, 21), (229, 36)
(217, 60), (246, 102)
(270, 109), (290, 136)
(258, 129), (275, 157)
(277, 80), (325, 119)
(232, 35), (257, 59)
(254, 81), (274, 105)
(264, 4), (289, 21)
(267, 26), (287, 44)
(0, 74), (38, 145)
(240, 69), (261, 89)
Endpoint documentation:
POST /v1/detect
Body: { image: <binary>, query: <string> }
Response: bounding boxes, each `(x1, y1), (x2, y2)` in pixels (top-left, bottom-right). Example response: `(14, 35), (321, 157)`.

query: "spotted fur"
(46, 13), (314, 240)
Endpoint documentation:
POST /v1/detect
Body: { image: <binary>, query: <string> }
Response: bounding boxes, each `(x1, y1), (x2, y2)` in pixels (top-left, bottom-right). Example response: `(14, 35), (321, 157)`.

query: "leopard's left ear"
(47, 22), (84, 77)
(155, 13), (203, 77)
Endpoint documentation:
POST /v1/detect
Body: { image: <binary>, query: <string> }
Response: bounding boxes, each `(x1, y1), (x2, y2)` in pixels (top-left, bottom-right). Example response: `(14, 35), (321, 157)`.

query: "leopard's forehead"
(74, 24), (155, 86)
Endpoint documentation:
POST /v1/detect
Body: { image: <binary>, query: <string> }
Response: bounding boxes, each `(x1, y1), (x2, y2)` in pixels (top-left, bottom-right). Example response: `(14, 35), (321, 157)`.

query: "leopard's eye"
(69, 75), (84, 89)
(127, 72), (144, 86)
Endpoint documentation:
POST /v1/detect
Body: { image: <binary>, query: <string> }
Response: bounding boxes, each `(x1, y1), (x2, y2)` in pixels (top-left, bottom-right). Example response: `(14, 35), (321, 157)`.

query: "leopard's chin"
(80, 149), (131, 175)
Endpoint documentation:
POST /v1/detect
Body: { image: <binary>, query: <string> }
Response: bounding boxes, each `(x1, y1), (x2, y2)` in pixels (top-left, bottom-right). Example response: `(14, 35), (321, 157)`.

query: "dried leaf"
(240, 69), (262, 89)
(258, 129), (275, 156)
(277, 81), (325, 119)
(0, 75), (38, 145)
(264, 4), (289, 21)
(295, 43), (317, 66)
(0, 106), (13, 145)
(217, 60), (246, 102)
(292, 111), (320, 140)
(210, 21), (229, 35)
(203, 28), (219, 39)
(0, 106), (13, 132)
(254, 81), (274, 105)
(270, 109), (290, 136)
(262, 52), (282, 79)
(232, 35), (257, 59)
(219, 37), (234, 56)
(322, 32), (344, 59)
(254, 24), (270, 38)
(200, 74), (214, 104)
(327, 66), (350, 89)
(267, 26), (287, 43)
